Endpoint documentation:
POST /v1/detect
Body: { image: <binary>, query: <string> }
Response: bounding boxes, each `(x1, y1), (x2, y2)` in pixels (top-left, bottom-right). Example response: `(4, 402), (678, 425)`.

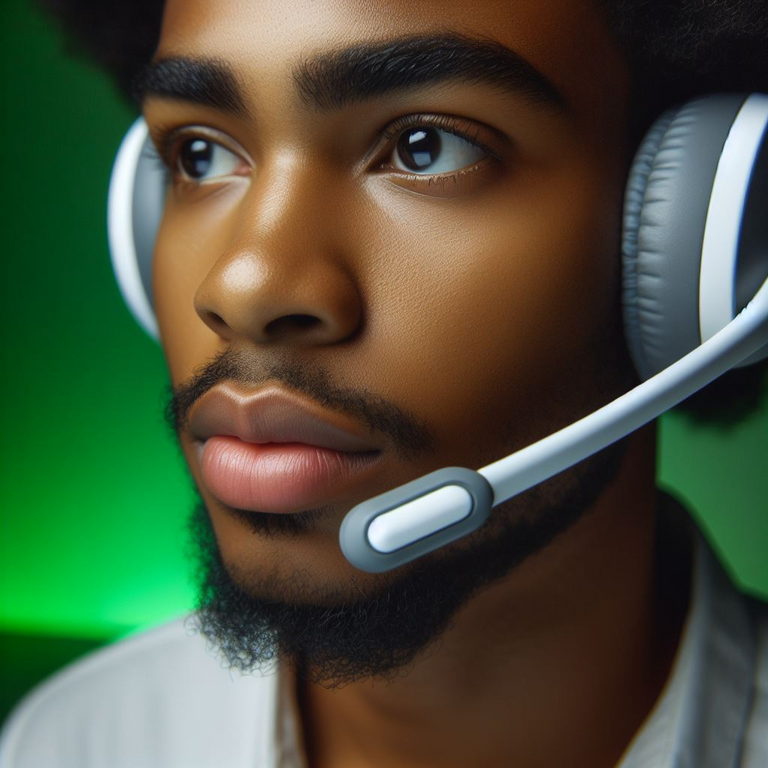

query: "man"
(1, 0), (766, 766)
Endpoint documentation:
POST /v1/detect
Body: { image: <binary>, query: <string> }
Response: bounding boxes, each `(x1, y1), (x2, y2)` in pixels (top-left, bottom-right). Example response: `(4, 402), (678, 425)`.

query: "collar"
(617, 519), (759, 767)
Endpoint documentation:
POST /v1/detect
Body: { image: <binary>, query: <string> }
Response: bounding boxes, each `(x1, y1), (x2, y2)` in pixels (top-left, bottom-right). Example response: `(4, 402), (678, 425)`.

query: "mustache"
(163, 348), (436, 461)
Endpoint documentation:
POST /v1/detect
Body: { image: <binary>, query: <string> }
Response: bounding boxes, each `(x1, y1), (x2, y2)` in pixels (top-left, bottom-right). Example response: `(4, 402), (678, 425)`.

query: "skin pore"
(146, 1), (691, 766)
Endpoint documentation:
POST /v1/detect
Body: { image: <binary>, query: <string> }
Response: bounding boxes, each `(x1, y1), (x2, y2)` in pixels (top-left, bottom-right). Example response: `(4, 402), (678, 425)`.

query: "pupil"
(397, 128), (441, 170)
(180, 138), (212, 178)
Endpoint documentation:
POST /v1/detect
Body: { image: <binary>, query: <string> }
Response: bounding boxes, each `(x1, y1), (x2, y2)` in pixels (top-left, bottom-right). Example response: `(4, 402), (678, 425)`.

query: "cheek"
(357, 163), (622, 457)
(152, 187), (244, 385)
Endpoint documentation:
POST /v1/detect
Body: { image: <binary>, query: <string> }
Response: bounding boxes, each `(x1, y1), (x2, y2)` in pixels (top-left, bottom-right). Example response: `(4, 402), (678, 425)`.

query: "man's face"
(145, 0), (635, 678)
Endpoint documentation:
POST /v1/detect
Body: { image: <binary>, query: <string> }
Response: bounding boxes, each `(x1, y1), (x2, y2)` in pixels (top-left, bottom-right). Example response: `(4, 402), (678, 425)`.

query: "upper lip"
(188, 384), (382, 453)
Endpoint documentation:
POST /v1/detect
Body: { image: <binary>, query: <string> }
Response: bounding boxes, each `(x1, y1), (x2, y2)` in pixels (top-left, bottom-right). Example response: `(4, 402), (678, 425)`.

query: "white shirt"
(1, 527), (766, 767)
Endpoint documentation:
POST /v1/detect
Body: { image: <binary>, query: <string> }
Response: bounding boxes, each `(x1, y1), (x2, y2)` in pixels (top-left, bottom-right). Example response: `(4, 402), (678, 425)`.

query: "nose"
(193, 165), (363, 346)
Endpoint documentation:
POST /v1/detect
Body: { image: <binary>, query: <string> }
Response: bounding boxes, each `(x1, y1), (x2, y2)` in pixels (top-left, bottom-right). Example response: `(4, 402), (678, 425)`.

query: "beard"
(173, 294), (638, 688)
(187, 433), (628, 688)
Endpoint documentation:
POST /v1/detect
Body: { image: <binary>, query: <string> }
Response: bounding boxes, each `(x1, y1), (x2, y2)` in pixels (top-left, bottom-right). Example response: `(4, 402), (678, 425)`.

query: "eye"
(177, 137), (242, 182)
(389, 126), (487, 175)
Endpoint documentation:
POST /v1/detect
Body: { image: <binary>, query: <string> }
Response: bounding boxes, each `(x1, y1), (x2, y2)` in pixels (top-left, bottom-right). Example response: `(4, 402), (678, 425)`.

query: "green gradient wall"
(1, 0), (196, 642)
(1, 0), (766, 659)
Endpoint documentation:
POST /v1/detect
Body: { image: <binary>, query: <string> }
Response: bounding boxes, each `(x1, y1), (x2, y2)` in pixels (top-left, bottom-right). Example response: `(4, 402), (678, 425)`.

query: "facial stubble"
(171, 319), (637, 688)
(189, 441), (627, 688)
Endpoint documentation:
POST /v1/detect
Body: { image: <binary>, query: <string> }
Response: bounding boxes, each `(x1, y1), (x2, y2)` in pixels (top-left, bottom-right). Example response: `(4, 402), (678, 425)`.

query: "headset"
(108, 92), (768, 573)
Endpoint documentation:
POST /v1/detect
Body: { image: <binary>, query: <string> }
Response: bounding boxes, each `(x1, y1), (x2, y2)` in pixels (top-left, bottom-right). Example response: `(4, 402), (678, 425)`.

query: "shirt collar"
(618, 520), (758, 767)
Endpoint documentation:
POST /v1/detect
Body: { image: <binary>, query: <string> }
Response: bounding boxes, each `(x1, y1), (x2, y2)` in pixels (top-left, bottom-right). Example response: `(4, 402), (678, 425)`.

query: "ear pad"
(107, 118), (167, 340)
(621, 93), (768, 380)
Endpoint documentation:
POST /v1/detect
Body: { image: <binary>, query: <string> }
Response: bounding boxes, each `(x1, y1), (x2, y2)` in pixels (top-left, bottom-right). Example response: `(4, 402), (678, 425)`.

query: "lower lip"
(197, 436), (382, 513)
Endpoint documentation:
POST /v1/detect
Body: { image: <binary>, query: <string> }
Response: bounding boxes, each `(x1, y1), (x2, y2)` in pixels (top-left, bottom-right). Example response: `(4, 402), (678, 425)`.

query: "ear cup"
(699, 93), (768, 368)
(107, 118), (167, 340)
(621, 94), (750, 381)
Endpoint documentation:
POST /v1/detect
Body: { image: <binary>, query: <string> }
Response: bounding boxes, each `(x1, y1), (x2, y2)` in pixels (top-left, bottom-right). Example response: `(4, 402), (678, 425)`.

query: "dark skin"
(144, 1), (690, 765)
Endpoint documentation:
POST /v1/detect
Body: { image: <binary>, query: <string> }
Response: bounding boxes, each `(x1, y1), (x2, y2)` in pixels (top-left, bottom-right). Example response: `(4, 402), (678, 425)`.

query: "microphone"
(339, 275), (768, 572)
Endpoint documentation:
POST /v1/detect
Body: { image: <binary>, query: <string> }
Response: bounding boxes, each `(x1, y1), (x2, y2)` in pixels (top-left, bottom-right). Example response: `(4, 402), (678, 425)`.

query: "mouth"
(195, 438), (382, 513)
(189, 384), (384, 514)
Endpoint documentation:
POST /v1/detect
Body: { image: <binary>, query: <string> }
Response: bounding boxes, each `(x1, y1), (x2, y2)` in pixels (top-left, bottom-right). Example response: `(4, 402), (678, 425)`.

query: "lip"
(188, 384), (383, 513)
(189, 384), (381, 452)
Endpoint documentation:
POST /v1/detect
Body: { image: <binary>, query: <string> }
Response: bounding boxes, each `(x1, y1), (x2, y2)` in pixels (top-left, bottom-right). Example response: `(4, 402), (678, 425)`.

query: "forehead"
(157, 0), (628, 131)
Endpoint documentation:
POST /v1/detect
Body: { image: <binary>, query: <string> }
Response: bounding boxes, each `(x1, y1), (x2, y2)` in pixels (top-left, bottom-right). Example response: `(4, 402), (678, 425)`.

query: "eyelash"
(145, 125), (239, 187)
(152, 125), (192, 170)
(379, 113), (500, 162)
(146, 113), (500, 188)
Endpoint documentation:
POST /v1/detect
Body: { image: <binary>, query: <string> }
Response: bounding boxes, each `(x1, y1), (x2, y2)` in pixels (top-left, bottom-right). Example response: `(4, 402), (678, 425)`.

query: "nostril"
(205, 311), (227, 332)
(265, 313), (322, 337)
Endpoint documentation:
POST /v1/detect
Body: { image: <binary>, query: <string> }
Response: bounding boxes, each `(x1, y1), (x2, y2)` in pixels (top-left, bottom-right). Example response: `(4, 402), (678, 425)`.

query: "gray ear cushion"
(621, 94), (748, 380)
(622, 109), (676, 381)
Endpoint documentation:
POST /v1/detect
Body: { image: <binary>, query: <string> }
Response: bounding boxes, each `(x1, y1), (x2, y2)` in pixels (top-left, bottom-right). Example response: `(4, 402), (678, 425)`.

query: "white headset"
(108, 92), (768, 573)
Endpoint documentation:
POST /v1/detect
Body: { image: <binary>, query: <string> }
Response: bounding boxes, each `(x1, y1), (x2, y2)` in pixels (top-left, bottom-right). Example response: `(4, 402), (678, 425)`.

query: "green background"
(1, 0), (766, 724)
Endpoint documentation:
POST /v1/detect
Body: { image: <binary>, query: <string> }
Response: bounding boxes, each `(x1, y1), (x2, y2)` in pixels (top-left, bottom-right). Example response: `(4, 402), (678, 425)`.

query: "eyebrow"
(133, 57), (244, 114)
(134, 32), (567, 117)
(295, 33), (566, 113)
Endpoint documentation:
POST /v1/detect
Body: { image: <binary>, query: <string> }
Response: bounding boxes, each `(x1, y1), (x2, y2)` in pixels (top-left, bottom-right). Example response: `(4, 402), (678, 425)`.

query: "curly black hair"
(38, 0), (768, 425)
